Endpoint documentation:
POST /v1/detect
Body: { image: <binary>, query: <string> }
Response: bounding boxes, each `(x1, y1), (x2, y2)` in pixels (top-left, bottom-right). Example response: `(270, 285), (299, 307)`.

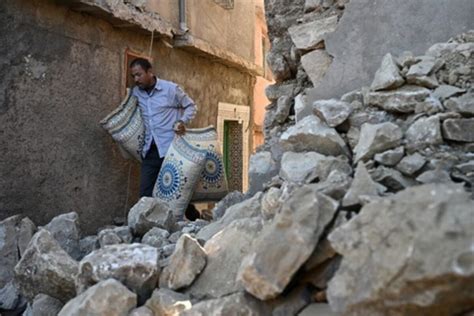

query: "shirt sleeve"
(175, 85), (197, 124)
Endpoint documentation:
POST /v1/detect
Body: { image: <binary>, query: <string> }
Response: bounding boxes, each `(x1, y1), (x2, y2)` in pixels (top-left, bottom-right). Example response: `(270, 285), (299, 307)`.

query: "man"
(130, 58), (197, 197)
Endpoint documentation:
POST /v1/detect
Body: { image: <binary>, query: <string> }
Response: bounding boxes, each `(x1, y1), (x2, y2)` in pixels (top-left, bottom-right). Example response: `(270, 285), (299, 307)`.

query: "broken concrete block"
(370, 53), (404, 91)
(160, 234), (207, 290)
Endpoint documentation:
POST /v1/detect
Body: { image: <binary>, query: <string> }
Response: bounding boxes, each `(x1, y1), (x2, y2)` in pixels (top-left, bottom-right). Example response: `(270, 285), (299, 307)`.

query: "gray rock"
(288, 15), (338, 51)
(370, 166), (417, 191)
(79, 235), (98, 258)
(43, 212), (81, 261)
(354, 122), (402, 162)
(142, 227), (170, 248)
(300, 49), (333, 87)
(160, 234), (206, 290)
(211, 191), (245, 220)
(266, 51), (291, 82)
(168, 231), (182, 244)
(18, 217), (36, 258)
(280, 151), (323, 183)
(327, 184), (474, 315)
(238, 186), (338, 300)
(127, 197), (174, 236)
(426, 43), (458, 58)
(248, 151), (279, 195)
(433, 84), (465, 101)
(396, 153), (426, 176)
(416, 169), (452, 184)
(454, 161), (474, 174)
(76, 243), (159, 303)
(129, 306), (154, 316)
(370, 53), (404, 91)
(0, 280), (21, 310)
(444, 93), (474, 116)
(145, 288), (191, 316)
(405, 115), (443, 148)
(366, 85), (431, 113)
(341, 90), (364, 104)
(407, 74), (439, 89)
(305, 154), (352, 183)
(181, 292), (268, 316)
(161, 244), (176, 257)
(442, 118), (474, 142)
(186, 217), (262, 299)
(348, 110), (391, 129)
(280, 115), (350, 157)
(313, 99), (353, 127)
(342, 162), (386, 207)
(0, 215), (21, 289)
(265, 83), (296, 102)
(374, 146), (405, 166)
(415, 95), (444, 114)
(304, 238), (338, 272)
(294, 92), (311, 123)
(406, 56), (441, 78)
(197, 192), (262, 242)
(261, 187), (282, 220)
(29, 294), (64, 316)
(14, 229), (78, 302)
(274, 96), (292, 123)
(309, 170), (353, 200)
(58, 279), (136, 316)
(98, 228), (123, 247)
(270, 284), (313, 316)
(298, 303), (337, 316)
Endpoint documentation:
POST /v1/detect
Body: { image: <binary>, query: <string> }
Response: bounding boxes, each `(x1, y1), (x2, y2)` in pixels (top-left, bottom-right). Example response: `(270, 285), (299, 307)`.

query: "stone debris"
(159, 234), (207, 290)
(58, 279), (136, 316)
(0, 4), (472, 315)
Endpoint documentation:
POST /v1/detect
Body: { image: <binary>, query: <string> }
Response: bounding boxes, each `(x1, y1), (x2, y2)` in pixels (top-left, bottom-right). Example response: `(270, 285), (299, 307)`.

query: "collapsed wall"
(1, 1), (474, 315)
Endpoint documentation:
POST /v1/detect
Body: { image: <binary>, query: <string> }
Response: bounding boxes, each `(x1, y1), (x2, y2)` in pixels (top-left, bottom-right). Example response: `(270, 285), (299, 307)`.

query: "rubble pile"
(1, 3), (473, 316)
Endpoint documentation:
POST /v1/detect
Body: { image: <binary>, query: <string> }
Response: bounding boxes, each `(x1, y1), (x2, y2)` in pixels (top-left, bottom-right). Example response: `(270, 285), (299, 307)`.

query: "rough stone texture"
(58, 279), (136, 316)
(433, 84), (465, 101)
(43, 212), (81, 260)
(79, 235), (98, 258)
(76, 243), (159, 303)
(14, 229), (78, 302)
(181, 292), (268, 316)
(160, 234), (207, 290)
(211, 191), (245, 220)
(396, 153), (426, 176)
(129, 306), (154, 316)
(366, 85), (431, 113)
(0, 215), (21, 289)
(307, 0), (474, 101)
(196, 192), (262, 242)
(370, 53), (404, 91)
(29, 294), (64, 316)
(265, 83), (296, 102)
(298, 303), (337, 316)
(442, 118), (474, 142)
(354, 122), (402, 162)
(280, 151), (323, 183)
(141, 227), (170, 248)
(405, 115), (443, 147)
(294, 92), (311, 123)
(327, 183), (474, 315)
(261, 187), (282, 220)
(288, 15), (338, 51)
(186, 217), (262, 300)
(266, 51), (292, 82)
(145, 288), (191, 316)
(274, 96), (292, 124)
(444, 93), (474, 115)
(0, 0), (255, 235)
(374, 146), (405, 166)
(342, 162), (386, 207)
(18, 217), (36, 258)
(127, 197), (174, 236)
(300, 49), (333, 87)
(0, 280), (21, 310)
(248, 151), (279, 195)
(312, 99), (352, 127)
(238, 186), (338, 300)
(370, 166), (417, 191)
(280, 115), (350, 157)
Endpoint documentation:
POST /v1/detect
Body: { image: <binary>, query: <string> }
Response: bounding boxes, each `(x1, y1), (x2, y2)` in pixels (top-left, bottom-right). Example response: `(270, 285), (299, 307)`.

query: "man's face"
(130, 65), (154, 89)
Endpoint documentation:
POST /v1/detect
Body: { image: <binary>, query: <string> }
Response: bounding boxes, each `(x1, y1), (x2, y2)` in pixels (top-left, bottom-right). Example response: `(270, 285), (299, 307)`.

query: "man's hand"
(173, 120), (186, 135)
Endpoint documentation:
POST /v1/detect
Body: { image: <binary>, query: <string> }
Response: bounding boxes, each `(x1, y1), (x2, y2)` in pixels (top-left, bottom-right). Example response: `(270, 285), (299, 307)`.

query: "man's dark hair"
(130, 58), (152, 71)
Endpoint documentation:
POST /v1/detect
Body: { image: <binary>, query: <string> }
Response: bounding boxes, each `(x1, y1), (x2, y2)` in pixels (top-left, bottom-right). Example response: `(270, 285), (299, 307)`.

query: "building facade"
(0, 0), (266, 233)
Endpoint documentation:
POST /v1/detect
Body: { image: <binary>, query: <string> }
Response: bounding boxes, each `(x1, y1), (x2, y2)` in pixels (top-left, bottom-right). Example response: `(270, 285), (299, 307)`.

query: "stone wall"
(0, 0), (253, 234)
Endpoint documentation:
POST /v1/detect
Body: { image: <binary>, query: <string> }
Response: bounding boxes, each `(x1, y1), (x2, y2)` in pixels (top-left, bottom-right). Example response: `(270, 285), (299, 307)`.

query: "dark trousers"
(140, 142), (164, 197)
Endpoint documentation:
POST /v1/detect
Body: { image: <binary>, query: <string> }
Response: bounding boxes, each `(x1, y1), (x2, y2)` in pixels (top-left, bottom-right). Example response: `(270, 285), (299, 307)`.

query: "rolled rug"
(153, 135), (207, 218)
(100, 88), (145, 161)
(184, 126), (229, 202)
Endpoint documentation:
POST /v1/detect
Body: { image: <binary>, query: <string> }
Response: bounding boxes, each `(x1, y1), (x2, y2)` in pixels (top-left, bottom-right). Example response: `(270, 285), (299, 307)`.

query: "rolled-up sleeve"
(175, 86), (197, 124)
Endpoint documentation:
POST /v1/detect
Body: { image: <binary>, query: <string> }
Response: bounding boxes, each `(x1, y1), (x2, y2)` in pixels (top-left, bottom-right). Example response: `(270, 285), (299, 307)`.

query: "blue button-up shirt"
(132, 79), (197, 158)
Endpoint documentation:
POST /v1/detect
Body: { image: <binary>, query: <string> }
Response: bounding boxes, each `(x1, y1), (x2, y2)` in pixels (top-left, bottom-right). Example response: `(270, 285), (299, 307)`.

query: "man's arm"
(175, 85), (197, 124)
